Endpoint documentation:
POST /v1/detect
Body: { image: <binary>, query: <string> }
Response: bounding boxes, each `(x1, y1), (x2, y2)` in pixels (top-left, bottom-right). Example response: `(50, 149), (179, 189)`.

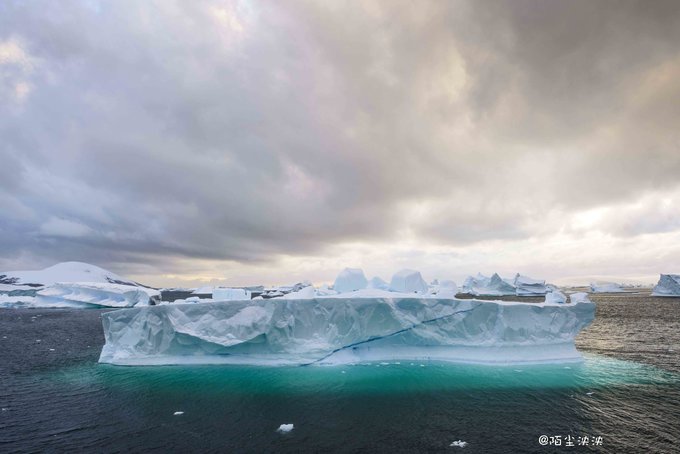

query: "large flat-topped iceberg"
(652, 274), (680, 297)
(99, 295), (595, 366)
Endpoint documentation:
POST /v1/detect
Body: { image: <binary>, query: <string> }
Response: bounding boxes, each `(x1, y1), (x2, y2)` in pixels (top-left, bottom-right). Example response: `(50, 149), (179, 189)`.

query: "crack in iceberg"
(301, 307), (477, 366)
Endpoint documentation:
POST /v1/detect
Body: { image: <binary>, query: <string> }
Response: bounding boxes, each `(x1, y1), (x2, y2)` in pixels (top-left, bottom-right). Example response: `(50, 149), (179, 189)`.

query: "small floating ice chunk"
(173, 411), (184, 416)
(277, 423), (294, 433)
(450, 440), (468, 448)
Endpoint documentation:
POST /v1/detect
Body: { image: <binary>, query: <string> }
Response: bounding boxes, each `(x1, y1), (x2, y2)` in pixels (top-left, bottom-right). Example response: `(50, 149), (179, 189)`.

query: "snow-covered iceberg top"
(34, 282), (160, 308)
(652, 274), (680, 297)
(99, 295), (595, 366)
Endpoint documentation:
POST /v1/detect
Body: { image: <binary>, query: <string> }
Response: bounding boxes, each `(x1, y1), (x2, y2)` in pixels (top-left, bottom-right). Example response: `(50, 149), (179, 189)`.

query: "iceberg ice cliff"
(652, 274), (680, 297)
(99, 295), (595, 366)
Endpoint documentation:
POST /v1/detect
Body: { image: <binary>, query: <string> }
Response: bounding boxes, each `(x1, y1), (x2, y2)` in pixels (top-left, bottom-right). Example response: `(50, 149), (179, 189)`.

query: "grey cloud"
(1, 0), (680, 277)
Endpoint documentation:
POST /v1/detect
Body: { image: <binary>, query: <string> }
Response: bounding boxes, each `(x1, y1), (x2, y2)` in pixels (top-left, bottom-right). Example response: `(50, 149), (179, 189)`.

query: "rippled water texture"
(1, 293), (679, 453)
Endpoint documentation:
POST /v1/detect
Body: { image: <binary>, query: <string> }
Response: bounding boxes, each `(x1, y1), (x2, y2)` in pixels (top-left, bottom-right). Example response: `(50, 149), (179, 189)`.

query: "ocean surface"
(1, 293), (679, 453)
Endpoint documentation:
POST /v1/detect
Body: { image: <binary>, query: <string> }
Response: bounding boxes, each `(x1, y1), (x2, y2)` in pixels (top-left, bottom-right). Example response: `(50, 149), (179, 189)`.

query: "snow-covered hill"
(0, 261), (139, 288)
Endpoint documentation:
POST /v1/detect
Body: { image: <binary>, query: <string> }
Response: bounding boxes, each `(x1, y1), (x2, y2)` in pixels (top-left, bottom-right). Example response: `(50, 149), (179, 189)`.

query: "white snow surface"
(99, 295), (595, 366)
(651, 274), (680, 297)
(590, 282), (625, 293)
(33, 282), (160, 308)
(333, 268), (368, 293)
(0, 261), (133, 287)
(389, 269), (428, 294)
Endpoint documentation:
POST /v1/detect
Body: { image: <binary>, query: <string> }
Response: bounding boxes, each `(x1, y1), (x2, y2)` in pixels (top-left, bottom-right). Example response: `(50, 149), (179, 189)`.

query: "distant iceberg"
(0, 261), (156, 308)
(212, 288), (251, 301)
(544, 290), (567, 304)
(470, 273), (516, 296)
(652, 274), (680, 297)
(461, 273), (490, 294)
(99, 294), (595, 366)
(367, 276), (389, 290)
(590, 282), (625, 293)
(34, 282), (160, 308)
(389, 269), (428, 294)
(333, 268), (368, 293)
(0, 261), (140, 288)
(514, 274), (548, 296)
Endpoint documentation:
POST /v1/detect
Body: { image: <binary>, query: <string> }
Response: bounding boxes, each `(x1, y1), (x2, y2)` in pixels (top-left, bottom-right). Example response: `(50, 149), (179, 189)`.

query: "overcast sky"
(1, 0), (680, 287)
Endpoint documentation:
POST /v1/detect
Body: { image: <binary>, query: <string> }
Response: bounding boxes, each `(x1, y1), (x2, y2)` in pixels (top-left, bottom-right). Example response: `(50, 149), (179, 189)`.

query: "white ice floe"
(33, 282), (160, 308)
(652, 274), (680, 297)
(590, 282), (625, 293)
(544, 290), (567, 304)
(333, 268), (368, 293)
(277, 424), (294, 433)
(99, 295), (595, 366)
(389, 269), (428, 294)
(212, 288), (251, 301)
(450, 440), (468, 448)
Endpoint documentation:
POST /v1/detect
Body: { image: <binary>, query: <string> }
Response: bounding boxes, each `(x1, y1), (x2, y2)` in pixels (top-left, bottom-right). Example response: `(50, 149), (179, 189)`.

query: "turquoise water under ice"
(1, 294), (679, 452)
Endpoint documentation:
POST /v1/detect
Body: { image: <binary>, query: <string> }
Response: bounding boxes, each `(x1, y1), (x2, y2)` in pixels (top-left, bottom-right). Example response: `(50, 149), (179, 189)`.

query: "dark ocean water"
(1, 294), (679, 453)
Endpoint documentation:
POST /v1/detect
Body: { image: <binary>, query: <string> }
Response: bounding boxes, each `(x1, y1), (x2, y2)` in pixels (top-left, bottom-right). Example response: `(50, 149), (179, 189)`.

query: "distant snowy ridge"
(0, 262), (156, 308)
(0, 261), (143, 288)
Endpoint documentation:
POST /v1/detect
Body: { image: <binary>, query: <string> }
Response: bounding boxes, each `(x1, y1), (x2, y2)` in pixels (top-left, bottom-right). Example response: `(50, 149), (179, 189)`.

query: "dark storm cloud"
(1, 0), (680, 274)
